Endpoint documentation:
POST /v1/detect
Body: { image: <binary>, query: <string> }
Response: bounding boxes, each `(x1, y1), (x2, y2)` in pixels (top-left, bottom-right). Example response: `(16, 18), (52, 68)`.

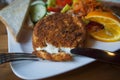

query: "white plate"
(7, 1), (120, 79)
(4, 0), (119, 80)
(7, 27), (120, 80)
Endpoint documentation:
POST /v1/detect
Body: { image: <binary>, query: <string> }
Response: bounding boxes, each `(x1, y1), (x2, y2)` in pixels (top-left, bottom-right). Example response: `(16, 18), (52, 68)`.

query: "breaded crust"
(32, 13), (86, 61)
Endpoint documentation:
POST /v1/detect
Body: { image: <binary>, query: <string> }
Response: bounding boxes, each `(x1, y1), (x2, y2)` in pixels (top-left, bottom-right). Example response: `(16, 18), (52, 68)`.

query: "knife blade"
(71, 48), (120, 65)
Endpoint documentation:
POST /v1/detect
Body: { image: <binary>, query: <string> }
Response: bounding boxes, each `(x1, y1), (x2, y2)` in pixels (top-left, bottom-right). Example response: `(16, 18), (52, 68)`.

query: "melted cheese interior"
(36, 43), (73, 54)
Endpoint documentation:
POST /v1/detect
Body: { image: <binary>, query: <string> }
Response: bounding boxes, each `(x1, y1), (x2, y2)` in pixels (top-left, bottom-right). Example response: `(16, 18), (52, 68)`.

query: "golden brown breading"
(32, 13), (86, 61)
(33, 50), (72, 61)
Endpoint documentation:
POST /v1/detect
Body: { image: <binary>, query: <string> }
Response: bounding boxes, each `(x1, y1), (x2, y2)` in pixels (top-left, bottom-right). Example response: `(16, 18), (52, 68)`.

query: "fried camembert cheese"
(32, 13), (86, 61)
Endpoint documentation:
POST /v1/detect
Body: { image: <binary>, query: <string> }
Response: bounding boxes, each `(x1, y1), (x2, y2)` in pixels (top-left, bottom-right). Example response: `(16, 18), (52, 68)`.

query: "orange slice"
(85, 11), (120, 42)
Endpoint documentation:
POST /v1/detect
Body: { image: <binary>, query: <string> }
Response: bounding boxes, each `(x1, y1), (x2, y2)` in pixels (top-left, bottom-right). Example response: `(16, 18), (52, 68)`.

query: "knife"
(71, 48), (120, 65)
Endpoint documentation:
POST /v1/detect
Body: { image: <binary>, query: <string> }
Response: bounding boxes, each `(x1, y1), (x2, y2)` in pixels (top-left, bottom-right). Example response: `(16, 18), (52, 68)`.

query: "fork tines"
(0, 53), (38, 64)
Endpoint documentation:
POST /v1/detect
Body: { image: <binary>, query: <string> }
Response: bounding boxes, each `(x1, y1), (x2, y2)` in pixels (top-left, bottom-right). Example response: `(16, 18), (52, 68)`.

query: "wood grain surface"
(0, 2), (120, 80)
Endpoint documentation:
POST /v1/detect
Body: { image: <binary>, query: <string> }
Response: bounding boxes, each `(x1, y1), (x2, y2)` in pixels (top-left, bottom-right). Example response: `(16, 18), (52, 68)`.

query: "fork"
(1, 49), (120, 65)
(0, 53), (38, 64)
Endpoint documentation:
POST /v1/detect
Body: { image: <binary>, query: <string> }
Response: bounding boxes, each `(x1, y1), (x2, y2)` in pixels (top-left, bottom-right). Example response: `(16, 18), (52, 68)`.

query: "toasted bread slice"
(0, 0), (33, 42)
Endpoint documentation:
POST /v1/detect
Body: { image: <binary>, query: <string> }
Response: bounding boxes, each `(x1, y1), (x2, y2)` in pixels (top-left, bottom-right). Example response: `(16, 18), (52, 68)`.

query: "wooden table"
(0, 3), (120, 80)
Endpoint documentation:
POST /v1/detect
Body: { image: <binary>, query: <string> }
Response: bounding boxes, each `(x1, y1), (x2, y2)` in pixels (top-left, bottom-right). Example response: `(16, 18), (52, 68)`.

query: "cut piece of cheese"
(0, 0), (33, 42)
